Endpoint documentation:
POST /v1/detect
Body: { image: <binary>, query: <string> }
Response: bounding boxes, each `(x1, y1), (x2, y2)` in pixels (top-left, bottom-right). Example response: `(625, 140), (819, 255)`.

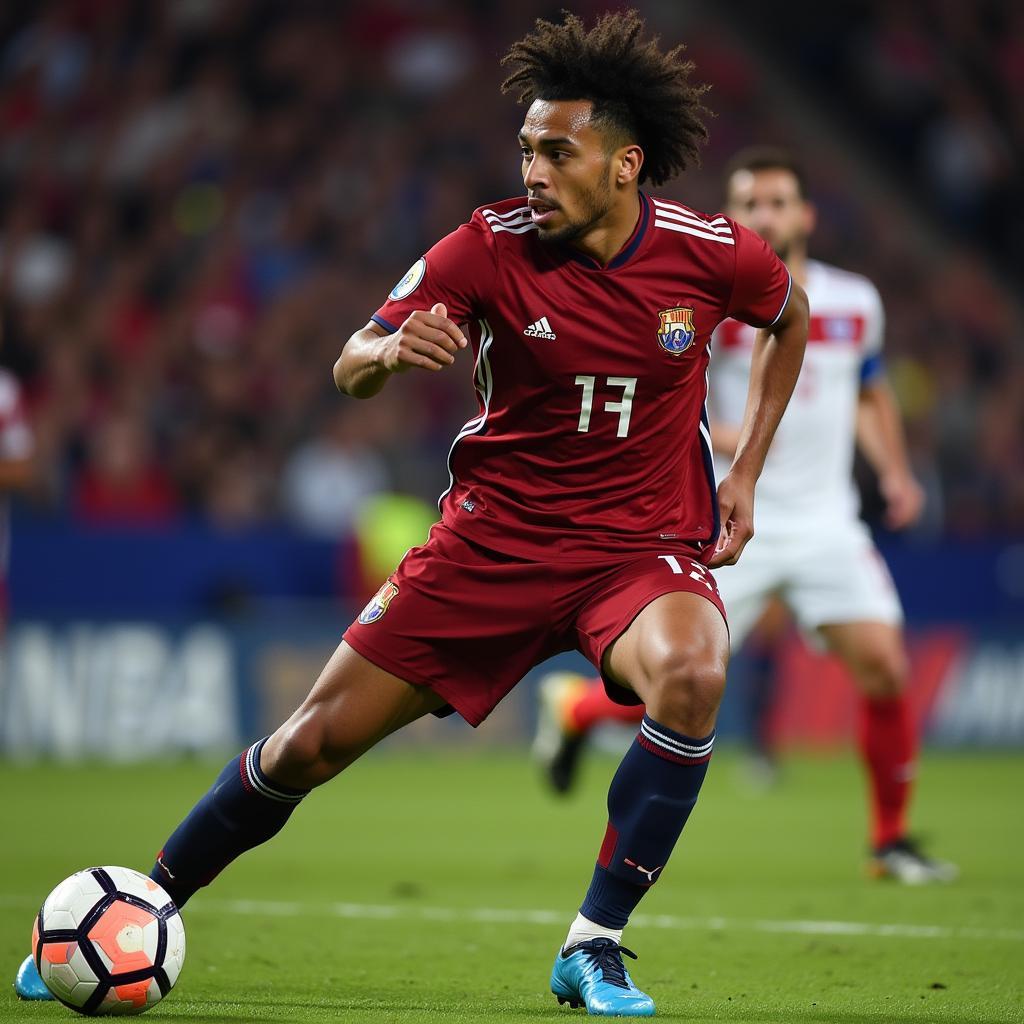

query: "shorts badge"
(358, 580), (399, 625)
(657, 306), (696, 356)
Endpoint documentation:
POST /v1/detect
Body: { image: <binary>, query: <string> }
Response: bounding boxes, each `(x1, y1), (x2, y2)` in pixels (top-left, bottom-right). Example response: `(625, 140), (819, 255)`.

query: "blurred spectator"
(282, 405), (390, 538)
(0, 0), (1018, 544)
(72, 410), (179, 527)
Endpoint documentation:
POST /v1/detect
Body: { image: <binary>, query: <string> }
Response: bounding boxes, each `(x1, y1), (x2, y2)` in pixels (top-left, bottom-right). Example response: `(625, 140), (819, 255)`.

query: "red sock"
(570, 679), (646, 733)
(858, 694), (916, 849)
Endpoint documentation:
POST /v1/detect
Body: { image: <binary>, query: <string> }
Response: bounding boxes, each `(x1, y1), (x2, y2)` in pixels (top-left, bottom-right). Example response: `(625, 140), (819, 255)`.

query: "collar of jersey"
(561, 191), (650, 271)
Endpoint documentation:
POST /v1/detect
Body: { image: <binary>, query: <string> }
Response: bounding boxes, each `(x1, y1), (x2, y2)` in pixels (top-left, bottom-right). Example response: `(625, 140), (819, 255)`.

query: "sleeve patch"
(389, 258), (426, 301)
(860, 353), (885, 383)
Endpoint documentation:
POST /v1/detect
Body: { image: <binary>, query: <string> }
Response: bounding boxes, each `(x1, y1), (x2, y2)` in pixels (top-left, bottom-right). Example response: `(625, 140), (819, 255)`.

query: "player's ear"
(802, 200), (817, 237)
(616, 144), (643, 186)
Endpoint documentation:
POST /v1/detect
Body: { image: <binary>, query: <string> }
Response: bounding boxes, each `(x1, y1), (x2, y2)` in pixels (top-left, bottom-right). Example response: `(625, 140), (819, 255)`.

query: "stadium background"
(0, 0), (1021, 756)
(0, 4), (1021, 1023)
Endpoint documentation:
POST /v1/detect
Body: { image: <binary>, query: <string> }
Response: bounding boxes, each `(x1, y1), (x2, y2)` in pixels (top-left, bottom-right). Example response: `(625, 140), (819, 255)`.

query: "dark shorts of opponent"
(344, 523), (727, 726)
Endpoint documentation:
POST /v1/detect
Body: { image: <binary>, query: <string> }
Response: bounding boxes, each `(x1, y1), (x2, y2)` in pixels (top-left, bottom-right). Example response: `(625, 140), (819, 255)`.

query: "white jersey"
(709, 258), (884, 531)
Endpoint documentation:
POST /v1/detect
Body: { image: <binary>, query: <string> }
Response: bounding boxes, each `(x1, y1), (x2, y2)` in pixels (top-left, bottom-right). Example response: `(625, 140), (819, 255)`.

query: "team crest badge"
(657, 306), (697, 356)
(358, 580), (400, 625)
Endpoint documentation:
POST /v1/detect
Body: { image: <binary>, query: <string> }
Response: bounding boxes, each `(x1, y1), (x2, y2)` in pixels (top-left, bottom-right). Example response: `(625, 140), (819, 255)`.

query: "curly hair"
(500, 9), (710, 186)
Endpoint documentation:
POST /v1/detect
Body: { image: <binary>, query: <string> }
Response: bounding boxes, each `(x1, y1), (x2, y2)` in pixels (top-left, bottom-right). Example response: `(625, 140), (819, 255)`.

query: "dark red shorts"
(343, 524), (725, 726)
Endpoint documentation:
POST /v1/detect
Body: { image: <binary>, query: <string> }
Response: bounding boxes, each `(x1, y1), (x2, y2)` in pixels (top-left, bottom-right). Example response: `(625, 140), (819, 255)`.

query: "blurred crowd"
(0, 0), (1020, 540)
(747, 0), (1024, 274)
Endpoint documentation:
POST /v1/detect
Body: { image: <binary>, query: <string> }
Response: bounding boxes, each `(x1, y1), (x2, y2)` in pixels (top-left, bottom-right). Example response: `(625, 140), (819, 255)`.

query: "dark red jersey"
(372, 193), (791, 562)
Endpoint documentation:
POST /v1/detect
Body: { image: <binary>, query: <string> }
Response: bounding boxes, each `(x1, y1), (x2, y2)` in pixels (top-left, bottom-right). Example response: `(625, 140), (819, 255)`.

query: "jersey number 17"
(575, 375), (637, 438)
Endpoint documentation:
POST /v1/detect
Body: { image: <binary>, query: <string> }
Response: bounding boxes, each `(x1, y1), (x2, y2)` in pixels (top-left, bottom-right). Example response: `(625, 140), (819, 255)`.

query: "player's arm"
(334, 303), (468, 399)
(711, 285), (809, 568)
(856, 377), (924, 529)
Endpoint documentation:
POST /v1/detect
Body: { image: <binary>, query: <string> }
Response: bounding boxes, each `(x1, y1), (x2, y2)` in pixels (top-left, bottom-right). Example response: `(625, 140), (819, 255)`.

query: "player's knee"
(856, 644), (908, 698)
(643, 648), (725, 735)
(267, 712), (354, 789)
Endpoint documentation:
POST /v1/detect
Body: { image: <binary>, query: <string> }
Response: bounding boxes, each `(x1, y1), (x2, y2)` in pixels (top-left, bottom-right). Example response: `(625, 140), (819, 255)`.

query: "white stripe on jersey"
(488, 223), (538, 235)
(699, 361), (716, 487)
(650, 199), (732, 236)
(482, 207), (537, 234)
(651, 196), (728, 220)
(697, 360), (717, 539)
(482, 206), (530, 223)
(654, 219), (736, 245)
(483, 208), (533, 232)
(439, 319), (494, 508)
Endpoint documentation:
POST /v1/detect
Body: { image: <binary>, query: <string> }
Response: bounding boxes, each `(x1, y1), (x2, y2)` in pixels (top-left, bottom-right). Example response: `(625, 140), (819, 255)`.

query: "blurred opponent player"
(16, 12), (810, 1015)
(534, 147), (957, 886)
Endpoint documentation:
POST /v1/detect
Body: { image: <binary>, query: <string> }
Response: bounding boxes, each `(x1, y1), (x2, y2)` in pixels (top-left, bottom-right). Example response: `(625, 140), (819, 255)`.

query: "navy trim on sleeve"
(371, 314), (399, 334)
(860, 353), (885, 384)
(767, 271), (793, 328)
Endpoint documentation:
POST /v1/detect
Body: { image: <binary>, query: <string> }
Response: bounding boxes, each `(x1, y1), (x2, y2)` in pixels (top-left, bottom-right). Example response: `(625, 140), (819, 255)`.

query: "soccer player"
(17, 13), (809, 1015)
(533, 147), (957, 887)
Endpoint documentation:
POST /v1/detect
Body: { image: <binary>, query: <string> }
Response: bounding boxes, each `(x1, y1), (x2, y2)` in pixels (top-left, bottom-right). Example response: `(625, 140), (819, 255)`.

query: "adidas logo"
(523, 316), (556, 340)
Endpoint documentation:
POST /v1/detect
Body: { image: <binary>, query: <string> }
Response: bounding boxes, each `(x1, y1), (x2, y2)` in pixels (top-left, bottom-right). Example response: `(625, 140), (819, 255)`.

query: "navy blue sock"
(580, 715), (714, 929)
(150, 737), (307, 907)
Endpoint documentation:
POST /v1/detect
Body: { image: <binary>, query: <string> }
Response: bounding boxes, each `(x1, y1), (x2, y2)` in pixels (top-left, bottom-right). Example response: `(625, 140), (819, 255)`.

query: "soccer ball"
(32, 866), (186, 1015)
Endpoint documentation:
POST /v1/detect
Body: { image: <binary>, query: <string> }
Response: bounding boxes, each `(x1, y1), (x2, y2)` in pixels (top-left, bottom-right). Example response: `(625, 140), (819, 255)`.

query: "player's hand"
(709, 471), (755, 568)
(381, 303), (468, 374)
(879, 470), (925, 530)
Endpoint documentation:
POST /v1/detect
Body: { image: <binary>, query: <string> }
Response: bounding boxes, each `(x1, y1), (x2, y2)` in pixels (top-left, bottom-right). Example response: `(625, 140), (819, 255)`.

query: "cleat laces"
(575, 938), (639, 990)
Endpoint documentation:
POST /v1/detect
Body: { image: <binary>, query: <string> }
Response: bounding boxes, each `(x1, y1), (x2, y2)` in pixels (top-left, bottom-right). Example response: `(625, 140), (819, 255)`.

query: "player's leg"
(18, 643), (441, 1002)
(789, 523), (954, 882)
(819, 619), (956, 883)
(737, 597), (790, 785)
(551, 586), (728, 1016)
(150, 641), (445, 908)
(533, 672), (643, 795)
(535, 552), (776, 800)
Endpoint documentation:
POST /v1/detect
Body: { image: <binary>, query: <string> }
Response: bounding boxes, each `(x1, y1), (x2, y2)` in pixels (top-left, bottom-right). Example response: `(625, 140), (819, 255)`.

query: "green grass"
(2, 748), (1022, 1023)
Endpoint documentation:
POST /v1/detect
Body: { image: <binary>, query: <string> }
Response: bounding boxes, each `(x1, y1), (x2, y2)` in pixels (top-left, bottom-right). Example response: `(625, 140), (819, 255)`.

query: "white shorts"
(716, 518), (904, 649)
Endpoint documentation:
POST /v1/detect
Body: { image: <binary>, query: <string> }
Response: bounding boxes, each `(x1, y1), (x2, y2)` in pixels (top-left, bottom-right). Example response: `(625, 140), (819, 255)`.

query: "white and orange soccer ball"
(31, 866), (185, 1015)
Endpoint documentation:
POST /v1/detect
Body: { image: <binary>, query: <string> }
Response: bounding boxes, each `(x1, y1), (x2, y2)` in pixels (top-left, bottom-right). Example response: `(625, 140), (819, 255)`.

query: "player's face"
(518, 99), (618, 244)
(726, 168), (814, 261)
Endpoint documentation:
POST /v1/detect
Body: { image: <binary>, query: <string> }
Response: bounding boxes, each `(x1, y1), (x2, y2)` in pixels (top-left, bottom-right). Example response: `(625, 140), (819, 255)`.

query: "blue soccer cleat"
(550, 937), (655, 1016)
(14, 954), (54, 1001)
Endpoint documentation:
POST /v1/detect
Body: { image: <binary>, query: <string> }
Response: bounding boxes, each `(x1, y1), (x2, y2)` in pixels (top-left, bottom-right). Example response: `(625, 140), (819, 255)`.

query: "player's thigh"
(818, 620), (908, 697)
(345, 523), (561, 726)
(605, 589), (730, 689)
(602, 590), (729, 735)
(264, 641), (447, 787)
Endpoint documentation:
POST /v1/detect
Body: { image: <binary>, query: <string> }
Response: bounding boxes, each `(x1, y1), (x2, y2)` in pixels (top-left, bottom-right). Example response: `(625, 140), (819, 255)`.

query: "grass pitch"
(2, 747), (1022, 1023)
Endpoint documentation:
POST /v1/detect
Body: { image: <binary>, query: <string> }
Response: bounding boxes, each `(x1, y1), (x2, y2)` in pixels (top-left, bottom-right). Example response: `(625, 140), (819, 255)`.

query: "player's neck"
(785, 248), (809, 287)
(568, 193), (642, 267)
